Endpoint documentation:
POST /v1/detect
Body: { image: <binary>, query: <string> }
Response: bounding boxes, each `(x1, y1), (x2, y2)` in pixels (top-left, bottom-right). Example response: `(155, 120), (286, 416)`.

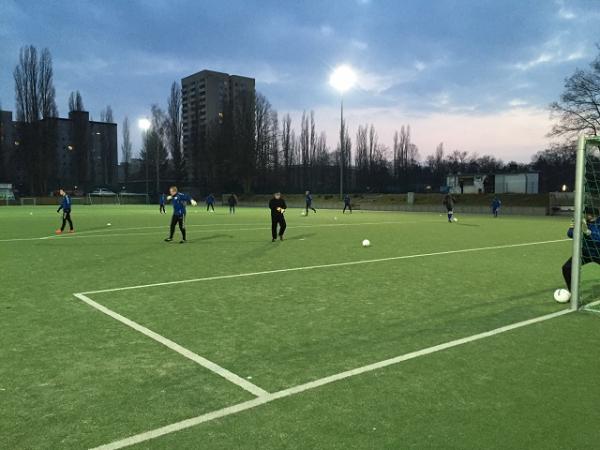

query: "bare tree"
(550, 51), (600, 139)
(426, 142), (445, 173)
(13, 45), (58, 194)
(255, 92), (271, 184)
(367, 124), (378, 171)
(300, 111), (310, 186)
(269, 109), (280, 170)
(355, 125), (368, 172)
(309, 110), (316, 186)
(14, 45), (39, 122)
(121, 116), (132, 183)
(68, 91), (84, 112)
(281, 113), (293, 183)
(39, 48), (57, 118)
(166, 81), (185, 183)
(100, 105), (114, 123)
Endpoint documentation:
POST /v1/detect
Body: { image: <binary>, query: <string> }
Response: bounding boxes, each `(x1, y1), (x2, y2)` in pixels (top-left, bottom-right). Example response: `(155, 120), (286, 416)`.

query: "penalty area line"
(90, 307), (574, 450)
(72, 293), (268, 398)
(82, 238), (568, 295)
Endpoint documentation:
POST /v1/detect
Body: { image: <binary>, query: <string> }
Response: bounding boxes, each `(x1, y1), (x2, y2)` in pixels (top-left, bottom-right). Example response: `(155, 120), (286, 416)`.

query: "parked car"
(89, 188), (117, 196)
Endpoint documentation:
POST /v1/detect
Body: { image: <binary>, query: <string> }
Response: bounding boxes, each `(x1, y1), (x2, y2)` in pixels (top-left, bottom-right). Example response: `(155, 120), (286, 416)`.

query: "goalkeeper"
(562, 207), (600, 291)
(164, 186), (197, 244)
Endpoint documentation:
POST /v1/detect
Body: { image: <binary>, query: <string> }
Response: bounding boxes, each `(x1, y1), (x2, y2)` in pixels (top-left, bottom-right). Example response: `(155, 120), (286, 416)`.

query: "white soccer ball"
(301, 212), (306, 216)
(107, 223), (112, 226)
(453, 217), (458, 222)
(334, 216), (338, 221)
(362, 239), (371, 247)
(554, 289), (571, 304)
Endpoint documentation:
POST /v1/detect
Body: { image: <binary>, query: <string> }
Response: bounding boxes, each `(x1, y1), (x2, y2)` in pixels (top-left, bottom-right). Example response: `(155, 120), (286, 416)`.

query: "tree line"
(4, 44), (600, 195)
(3, 45), (117, 194)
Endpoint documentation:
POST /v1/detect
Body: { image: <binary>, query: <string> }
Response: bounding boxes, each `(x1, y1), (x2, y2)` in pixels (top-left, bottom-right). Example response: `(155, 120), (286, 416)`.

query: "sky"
(1, 0), (599, 163)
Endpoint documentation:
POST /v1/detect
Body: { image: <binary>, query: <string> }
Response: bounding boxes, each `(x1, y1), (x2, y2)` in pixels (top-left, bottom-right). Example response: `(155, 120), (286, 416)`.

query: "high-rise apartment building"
(181, 70), (255, 179)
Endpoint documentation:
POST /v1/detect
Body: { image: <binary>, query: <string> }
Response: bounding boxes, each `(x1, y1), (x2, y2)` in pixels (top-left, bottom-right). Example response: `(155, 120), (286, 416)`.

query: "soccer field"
(2, 205), (600, 449)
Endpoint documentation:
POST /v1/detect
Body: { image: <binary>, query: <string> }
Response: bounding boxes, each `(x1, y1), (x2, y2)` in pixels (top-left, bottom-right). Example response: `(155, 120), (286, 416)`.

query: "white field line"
(73, 293), (268, 398)
(0, 235), (56, 242)
(81, 239), (568, 295)
(90, 307), (576, 450)
(583, 299), (600, 313)
(0, 220), (434, 243)
(72, 221), (267, 234)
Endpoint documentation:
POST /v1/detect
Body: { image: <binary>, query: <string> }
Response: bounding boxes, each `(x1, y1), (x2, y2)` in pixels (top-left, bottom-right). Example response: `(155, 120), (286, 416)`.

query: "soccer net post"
(20, 197), (37, 206)
(571, 134), (600, 310)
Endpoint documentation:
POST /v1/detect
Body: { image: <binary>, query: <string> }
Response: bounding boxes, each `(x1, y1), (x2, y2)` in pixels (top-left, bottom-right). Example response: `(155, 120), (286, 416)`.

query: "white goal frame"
(571, 135), (600, 310)
(20, 197), (36, 206)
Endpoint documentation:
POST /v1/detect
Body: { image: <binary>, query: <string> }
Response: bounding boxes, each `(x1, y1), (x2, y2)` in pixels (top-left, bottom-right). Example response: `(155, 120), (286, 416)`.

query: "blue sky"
(1, 0), (599, 162)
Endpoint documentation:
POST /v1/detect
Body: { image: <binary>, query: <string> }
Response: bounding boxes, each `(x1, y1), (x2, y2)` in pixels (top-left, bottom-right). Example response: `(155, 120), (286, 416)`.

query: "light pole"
(138, 118), (151, 201)
(329, 65), (357, 199)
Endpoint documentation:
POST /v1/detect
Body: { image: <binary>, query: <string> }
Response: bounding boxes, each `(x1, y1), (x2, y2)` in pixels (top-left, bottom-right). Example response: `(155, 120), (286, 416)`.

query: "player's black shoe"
(272, 238), (276, 242)
(164, 238), (173, 242)
(179, 240), (186, 244)
(279, 235), (284, 241)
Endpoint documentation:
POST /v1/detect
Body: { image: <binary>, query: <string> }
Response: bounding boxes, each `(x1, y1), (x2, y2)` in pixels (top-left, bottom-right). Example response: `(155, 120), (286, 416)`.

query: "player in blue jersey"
(562, 207), (600, 292)
(159, 193), (166, 214)
(304, 190), (317, 215)
(491, 196), (501, 218)
(206, 193), (216, 212)
(55, 188), (74, 234)
(343, 194), (352, 214)
(164, 186), (197, 243)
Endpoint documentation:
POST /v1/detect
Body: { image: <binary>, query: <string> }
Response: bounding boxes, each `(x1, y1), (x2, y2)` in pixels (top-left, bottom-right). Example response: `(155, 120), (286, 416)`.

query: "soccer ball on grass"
(362, 239), (371, 247)
(553, 289), (571, 304)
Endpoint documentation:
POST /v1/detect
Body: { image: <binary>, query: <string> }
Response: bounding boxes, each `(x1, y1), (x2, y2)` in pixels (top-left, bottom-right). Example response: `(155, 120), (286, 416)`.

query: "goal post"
(20, 197), (37, 206)
(571, 134), (600, 310)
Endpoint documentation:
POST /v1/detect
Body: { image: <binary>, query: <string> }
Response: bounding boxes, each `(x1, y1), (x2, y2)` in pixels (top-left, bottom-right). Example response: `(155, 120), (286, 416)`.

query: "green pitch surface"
(2, 205), (600, 449)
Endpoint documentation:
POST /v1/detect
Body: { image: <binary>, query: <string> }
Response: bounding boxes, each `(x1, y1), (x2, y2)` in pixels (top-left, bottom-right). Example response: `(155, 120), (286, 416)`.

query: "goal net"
(20, 197), (36, 206)
(571, 135), (600, 312)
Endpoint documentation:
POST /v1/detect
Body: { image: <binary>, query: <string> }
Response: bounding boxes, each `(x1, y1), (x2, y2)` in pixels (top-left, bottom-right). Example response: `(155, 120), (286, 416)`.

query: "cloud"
(351, 39), (368, 50)
(354, 68), (416, 94)
(556, 0), (576, 19)
(513, 35), (588, 70)
(508, 98), (528, 107)
(320, 24), (334, 36)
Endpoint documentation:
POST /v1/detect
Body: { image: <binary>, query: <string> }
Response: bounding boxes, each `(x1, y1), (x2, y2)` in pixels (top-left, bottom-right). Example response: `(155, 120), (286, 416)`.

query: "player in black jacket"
(269, 192), (287, 242)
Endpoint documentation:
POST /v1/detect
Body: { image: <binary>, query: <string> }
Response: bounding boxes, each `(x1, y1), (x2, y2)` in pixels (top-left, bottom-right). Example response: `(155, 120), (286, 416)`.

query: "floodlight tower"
(329, 65), (357, 199)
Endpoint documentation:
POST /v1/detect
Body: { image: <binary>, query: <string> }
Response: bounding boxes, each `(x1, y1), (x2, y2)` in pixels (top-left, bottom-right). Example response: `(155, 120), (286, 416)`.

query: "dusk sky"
(1, 0), (599, 162)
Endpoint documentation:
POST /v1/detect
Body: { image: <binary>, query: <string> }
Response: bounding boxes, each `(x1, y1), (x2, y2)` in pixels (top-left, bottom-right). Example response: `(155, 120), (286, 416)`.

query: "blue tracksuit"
(160, 194), (166, 206)
(563, 217), (600, 290)
(568, 218), (600, 258)
(57, 195), (72, 212)
(171, 193), (191, 216)
(305, 193), (316, 213)
(492, 198), (501, 216)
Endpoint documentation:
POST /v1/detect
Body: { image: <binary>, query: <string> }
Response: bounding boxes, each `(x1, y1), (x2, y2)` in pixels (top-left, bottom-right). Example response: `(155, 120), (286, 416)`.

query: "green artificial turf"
(1, 204), (598, 449)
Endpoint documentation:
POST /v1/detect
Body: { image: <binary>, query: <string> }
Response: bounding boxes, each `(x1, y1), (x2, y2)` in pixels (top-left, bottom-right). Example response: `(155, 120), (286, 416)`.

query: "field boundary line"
(82, 239), (568, 295)
(90, 306), (579, 450)
(73, 293), (268, 397)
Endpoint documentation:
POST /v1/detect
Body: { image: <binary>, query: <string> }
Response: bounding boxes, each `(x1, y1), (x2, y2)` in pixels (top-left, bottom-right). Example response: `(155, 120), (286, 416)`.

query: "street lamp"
(138, 118), (151, 201)
(329, 65), (357, 199)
